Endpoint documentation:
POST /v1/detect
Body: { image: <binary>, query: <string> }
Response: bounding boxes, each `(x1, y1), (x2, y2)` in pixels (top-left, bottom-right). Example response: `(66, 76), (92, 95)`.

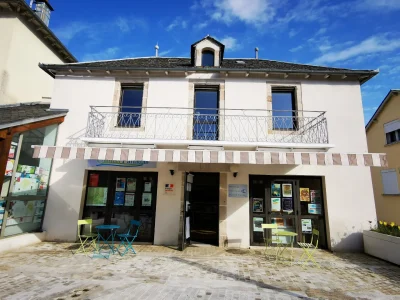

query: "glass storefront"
(82, 171), (158, 243)
(249, 175), (327, 248)
(0, 124), (58, 238)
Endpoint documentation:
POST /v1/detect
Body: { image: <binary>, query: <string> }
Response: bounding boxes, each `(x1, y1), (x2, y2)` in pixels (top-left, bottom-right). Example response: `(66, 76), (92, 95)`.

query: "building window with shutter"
(384, 119), (400, 145)
(381, 169), (400, 195)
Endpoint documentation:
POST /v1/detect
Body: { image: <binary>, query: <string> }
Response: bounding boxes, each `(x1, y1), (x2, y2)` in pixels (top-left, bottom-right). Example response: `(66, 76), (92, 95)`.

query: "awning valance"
(32, 146), (387, 167)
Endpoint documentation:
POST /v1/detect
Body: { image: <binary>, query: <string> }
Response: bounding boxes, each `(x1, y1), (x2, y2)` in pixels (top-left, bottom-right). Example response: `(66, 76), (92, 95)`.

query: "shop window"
(381, 169), (399, 195)
(193, 87), (219, 140)
(272, 88), (297, 130)
(202, 50), (215, 67)
(118, 85), (144, 127)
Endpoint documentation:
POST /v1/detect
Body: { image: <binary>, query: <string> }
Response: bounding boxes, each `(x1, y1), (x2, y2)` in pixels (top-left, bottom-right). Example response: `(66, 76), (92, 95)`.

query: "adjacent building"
(34, 36), (386, 252)
(366, 89), (400, 224)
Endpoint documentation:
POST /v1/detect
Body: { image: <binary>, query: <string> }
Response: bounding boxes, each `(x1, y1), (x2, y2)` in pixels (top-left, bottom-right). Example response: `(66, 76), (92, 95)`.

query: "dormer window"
(202, 50), (215, 67)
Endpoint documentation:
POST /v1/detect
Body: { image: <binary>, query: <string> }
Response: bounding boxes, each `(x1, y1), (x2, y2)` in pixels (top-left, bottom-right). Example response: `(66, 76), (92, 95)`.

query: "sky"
(37, 0), (400, 123)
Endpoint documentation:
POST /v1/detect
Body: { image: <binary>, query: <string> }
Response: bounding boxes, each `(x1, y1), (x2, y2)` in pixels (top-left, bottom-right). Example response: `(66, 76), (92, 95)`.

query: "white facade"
(42, 72), (377, 252)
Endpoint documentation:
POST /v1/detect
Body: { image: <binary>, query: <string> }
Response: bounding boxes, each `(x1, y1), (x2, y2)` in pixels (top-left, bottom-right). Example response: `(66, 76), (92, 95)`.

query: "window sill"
(385, 140), (400, 147)
(382, 194), (400, 197)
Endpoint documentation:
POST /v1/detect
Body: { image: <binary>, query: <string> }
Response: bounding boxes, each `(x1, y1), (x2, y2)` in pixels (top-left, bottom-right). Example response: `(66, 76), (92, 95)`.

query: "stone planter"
(363, 230), (400, 265)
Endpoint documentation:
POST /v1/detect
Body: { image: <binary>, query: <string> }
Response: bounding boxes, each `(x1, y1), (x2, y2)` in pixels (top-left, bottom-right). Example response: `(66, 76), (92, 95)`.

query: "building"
(0, 0), (75, 242)
(34, 36), (386, 252)
(366, 90), (400, 224)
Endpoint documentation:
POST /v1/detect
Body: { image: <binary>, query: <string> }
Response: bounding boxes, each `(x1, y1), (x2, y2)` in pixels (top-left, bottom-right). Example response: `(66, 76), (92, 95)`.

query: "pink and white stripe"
(32, 146), (388, 167)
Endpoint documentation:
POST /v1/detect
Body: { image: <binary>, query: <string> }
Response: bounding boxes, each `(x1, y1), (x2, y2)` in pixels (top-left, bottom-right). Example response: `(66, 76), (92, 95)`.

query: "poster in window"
(301, 219), (312, 233)
(282, 198), (294, 213)
(86, 187), (107, 206)
(89, 174), (99, 187)
(253, 217), (264, 232)
(125, 193), (135, 206)
(144, 182), (152, 192)
(271, 184), (281, 197)
(282, 184), (292, 197)
(16, 165), (36, 174)
(271, 198), (281, 212)
(8, 145), (16, 159)
(310, 190), (321, 204)
(126, 178), (136, 191)
(300, 188), (310, 202)
(252, 198), (263, 213)
(272, 218), (284, 227)
(142, 193), (152, 206)
(308, 204), (322, 214)
(114, 191), (125, 206)
(116, 178), (126, 191)
(5, 159), (14, 176)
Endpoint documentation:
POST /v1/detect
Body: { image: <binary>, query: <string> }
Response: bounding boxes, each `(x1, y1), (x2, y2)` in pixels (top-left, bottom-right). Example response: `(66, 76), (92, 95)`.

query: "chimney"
(33, 0), (54, 26)
(155, 43), (159, 57)
(255, 47), (259, 60)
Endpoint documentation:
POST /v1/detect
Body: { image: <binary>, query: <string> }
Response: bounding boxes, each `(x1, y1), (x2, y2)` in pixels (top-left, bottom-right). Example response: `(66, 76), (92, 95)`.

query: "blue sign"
(228, 184), (248, 198)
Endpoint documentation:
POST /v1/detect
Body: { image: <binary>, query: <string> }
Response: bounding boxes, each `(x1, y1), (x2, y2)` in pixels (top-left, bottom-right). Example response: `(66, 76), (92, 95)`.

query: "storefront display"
(142, 193), (152, 206)
(114, 191), (125, 206)
(86, 187), (107, 206)
(282, 198), (293, 212)
(302, 219), (312, 233)
(253, 217), (263, 232)
(89, 173), (99, 187)
(116, 178), (126, 191)
(300, 188), (310, 202)
(252, 198), (263, 212)
(308, 204), (322, 214)
(127, 178), (136, 191)
(282, 184), (292, 197)
(310, 190), (321, 204)
(125, 193), (135, 206)
(271, 198), (281, 212)
(271, 184), (281, 197)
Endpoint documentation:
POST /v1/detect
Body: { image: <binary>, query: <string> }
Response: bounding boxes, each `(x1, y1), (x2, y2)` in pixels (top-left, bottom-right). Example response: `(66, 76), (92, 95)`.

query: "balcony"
(83, 106), (329, 148)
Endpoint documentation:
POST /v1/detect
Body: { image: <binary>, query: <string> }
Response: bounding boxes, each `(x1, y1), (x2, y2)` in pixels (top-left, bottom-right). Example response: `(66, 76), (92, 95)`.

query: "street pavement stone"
(0, 243), (399, 299)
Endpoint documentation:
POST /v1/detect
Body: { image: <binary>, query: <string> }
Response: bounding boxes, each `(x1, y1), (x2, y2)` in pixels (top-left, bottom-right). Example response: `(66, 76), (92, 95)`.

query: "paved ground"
(0, 243), (399, 300)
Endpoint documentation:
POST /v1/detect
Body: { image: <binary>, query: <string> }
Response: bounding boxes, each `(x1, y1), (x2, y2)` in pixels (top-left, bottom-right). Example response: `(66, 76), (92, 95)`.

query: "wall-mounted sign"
(88, 160), (157, 168)
(228, 184), (248, 198)
(164, 184), (175, 195)
(301, 219), (312, 233)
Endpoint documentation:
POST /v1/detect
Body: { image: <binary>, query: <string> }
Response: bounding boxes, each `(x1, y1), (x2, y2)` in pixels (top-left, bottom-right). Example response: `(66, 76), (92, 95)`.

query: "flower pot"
(363, 230), (400, 265)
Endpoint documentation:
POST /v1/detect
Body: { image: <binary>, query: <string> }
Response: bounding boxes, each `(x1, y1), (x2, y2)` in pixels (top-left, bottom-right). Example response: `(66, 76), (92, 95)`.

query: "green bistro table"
(273, 231), (298, 264)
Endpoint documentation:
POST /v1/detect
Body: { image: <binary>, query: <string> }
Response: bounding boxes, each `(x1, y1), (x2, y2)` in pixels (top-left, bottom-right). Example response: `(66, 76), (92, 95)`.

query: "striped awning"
(32, 146), (387, 167)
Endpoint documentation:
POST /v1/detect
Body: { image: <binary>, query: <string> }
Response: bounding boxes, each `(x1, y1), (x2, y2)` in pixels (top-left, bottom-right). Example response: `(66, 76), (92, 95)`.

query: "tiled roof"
(0, 103), (67, 128)
(45, 57), (369, 73)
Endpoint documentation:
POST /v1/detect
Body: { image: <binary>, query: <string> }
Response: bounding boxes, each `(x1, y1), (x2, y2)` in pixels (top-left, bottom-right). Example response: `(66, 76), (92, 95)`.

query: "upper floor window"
(202, 50), (215, 67)
(385, 120), (400, 145)
(272, 88), (297, 130)
(118, 85), (143, 127)
(193, 86), (219, 140)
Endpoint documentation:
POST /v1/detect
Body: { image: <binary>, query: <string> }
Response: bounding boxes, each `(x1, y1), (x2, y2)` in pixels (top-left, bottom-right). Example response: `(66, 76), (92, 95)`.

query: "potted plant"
(363, 220), (400, 265)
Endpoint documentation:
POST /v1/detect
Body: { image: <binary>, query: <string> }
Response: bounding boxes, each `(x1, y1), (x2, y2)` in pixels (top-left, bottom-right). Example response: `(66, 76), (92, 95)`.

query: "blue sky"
(40, 0), (400, 123)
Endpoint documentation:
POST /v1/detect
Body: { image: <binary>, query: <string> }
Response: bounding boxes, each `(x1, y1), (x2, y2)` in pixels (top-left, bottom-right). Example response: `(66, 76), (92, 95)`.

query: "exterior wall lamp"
(169, 170), (175, 176)
(230, 165), (239, 178)
(233, 172), (238, 178)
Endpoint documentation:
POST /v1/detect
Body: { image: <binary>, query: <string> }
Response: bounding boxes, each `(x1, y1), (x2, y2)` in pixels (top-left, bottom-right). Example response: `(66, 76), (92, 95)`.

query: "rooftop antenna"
(155, 43), (159, 57)
(255, 47), (259, 60)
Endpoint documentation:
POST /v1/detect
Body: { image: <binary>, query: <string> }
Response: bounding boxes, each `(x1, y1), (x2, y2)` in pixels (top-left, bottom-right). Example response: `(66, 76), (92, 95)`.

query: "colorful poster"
(142, 193), (152, 206)
(282, 198), (293, 212)
(16, 165), (36, 174)
(273, 218), (284, 227)
(301, 219), (312, 233)
(8, 145), (16, 159)
(144, 182), (152, 192)
(271, 184), (281, 197)
(282, 184), (292, 197)
(311, 190), (322, 204)
(308, 204), (322, 214)
(126, 178), (136, 191)
(271, 198), (281, 212)
(300, 188), (310, 202)
(5, 159), (14, 176)
(125, 193), (135, 206)
(13, 176), (39, 195)
(253, 217), (263, 232)
(114, 192), (125, 206)
(86, 187), (108, 206)
(252, 198), (263, 213)
(116, 178), (126, 191)
(89, 174), (99, 187)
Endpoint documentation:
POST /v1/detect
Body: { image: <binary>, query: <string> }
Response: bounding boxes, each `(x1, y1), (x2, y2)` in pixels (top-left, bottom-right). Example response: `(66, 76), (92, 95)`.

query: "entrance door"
(189, 172), (219, 246)
(181, 173), (193, 250)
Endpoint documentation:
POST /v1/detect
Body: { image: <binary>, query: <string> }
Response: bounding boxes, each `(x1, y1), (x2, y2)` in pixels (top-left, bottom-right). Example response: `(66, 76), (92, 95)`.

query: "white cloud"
(158, 49), (173, 57)
(82, 47), (120, 61)
(115, 17), (131, 33)
(54, 22), (89, 43)
(209, 0), (278, 25)
(288, 28), (299, 38)
(311, 35), (400, 65)
(194, 21), (209, 30)
(289, 45), (303, 52)
(358, 0), (400, 10)
(220, 36), (240, 50)
(166, 17), (188, 31)
(315, 27), (327, 36)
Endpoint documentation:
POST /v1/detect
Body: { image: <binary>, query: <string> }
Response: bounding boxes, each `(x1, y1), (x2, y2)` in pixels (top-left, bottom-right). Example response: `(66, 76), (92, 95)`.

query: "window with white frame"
(381, 169), (400, 195)
(384, 119), (400, 145)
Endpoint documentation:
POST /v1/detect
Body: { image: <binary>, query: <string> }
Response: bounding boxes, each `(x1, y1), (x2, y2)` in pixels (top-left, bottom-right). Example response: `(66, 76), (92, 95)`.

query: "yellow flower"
(390, 222), (395, 227)
(384, 222), (387, 226)
(379, 221), (383, 225)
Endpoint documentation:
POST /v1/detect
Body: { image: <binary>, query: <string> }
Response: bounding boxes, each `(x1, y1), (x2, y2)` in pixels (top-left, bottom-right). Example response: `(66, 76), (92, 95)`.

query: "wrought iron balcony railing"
(85, 106), (328, 144)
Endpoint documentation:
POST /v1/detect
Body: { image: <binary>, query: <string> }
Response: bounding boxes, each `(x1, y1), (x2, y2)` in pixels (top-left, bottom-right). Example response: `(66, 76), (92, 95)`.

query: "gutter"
(0, 113), (68, 130)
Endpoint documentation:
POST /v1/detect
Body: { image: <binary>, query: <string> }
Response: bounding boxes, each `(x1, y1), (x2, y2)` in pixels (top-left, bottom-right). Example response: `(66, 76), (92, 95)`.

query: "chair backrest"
(77, 219), (92, 236)
(127, 220), (141, 237)
(311, 229), (319, 248)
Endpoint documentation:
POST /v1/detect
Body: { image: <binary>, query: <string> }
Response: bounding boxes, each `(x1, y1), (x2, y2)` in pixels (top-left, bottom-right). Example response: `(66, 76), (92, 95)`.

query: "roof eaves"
(366, 89), (400, 131)
(0, 112), (67, 130)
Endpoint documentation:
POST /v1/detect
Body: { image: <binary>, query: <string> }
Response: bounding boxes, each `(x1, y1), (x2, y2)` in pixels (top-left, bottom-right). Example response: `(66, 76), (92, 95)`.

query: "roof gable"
(191, 35), (225, 67)
(366, 89), (400, 131)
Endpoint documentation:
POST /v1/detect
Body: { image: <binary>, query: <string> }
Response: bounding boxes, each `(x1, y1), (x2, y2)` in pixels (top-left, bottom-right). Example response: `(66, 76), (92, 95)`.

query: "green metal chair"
(262, 223), (279, 261)
(74, 219), (97, 256)
(297, 228), (320, 268)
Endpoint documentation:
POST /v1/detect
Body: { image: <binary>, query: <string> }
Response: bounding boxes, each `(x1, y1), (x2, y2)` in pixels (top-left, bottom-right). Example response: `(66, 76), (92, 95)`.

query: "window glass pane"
(381, 170), (399, 194)
(387, 131), (397, 144)
(272, 91), (296, 130)
(202, 51), (214, 67)
(119, 87), (143, 127)
(1, 135), (20, 200)
(194, 89), (218, 140)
